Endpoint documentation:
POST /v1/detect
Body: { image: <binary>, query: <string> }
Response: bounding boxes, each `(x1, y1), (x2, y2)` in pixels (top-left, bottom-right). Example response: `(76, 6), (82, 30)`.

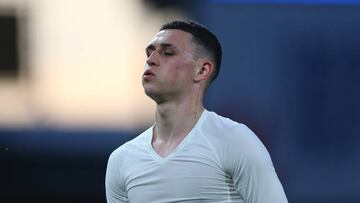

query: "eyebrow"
(145, 43), (178, 53)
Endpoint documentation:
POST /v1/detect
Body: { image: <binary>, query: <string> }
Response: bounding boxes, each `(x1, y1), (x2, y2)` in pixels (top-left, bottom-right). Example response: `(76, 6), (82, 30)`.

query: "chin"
(144, 87), (158, 98)
(143, 88), (165, 103)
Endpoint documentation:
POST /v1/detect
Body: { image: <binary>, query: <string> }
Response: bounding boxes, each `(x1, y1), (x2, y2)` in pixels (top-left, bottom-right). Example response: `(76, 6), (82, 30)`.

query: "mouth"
(143, 70), (155, 77)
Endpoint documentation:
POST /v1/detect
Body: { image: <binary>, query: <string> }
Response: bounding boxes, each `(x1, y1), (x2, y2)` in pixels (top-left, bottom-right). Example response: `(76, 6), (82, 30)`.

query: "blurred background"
(1, 0), (359, 202)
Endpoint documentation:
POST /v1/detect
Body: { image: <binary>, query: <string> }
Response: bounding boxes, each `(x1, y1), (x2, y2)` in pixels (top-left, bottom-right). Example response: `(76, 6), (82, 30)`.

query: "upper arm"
(105, 150), (129, 203)
(221, 125), (288, 203)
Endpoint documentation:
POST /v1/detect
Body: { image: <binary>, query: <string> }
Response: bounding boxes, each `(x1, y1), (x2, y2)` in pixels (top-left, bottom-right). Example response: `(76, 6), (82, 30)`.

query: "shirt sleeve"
(220, 124), (288, 203)
(105, 149), (129, 203)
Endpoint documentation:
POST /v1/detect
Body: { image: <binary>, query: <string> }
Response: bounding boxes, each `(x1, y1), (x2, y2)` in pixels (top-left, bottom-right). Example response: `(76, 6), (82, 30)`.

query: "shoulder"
(201, 110), (271, 162)
(108, 126), (152, 164)
(202, 110), (260, 144)
(202, 112), (287, 202)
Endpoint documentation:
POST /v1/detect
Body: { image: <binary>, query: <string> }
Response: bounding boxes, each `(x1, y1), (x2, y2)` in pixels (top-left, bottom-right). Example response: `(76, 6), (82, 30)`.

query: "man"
(106, 20), (288, 203)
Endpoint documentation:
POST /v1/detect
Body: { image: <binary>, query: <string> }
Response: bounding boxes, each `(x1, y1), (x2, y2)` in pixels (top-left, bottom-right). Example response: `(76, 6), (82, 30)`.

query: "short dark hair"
(160, 20), (222, 83)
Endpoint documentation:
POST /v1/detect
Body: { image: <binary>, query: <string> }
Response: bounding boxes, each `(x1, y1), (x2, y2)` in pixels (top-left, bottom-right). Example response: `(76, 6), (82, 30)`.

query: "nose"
(146, 50), (160, 67)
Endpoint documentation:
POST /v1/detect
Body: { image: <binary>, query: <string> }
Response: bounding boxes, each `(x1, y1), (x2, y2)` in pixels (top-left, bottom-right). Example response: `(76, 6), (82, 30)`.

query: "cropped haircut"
(160, 20), (222, 83)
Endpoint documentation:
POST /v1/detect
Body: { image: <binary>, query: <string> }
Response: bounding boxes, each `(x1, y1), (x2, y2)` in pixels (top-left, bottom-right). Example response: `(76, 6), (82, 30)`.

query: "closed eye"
(145, 43), (178, 57)
(161, 49), (175, 56)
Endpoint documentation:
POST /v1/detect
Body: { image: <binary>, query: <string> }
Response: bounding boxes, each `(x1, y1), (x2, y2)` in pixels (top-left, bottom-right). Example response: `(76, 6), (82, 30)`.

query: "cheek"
(170, 64), (194, 85)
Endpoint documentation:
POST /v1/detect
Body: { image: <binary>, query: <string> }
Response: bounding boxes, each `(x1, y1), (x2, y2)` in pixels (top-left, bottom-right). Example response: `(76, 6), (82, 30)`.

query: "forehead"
(148, 29), (194, 51)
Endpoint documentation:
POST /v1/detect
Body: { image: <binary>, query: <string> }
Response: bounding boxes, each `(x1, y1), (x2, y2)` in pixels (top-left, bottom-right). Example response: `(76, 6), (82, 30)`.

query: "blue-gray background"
(1, 1), (360, 202)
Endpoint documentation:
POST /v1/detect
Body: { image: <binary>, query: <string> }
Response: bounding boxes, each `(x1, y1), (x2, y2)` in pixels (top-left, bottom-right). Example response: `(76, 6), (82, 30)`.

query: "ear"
(194, 59), (213, 83)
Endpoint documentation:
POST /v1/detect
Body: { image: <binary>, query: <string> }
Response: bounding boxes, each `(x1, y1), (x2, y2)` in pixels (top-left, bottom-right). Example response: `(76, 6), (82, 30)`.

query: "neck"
(153, 86), (204, 144)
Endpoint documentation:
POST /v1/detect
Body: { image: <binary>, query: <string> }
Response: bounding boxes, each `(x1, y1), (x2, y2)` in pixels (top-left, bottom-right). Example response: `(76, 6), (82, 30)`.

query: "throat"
(151, 107), (205, 158)
(151, 134), (186, 158)
(151, 124), (192, 158)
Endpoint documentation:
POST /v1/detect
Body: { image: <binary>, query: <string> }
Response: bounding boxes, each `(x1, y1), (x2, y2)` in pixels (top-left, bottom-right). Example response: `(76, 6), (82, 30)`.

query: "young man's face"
(142, 29), (198, 102)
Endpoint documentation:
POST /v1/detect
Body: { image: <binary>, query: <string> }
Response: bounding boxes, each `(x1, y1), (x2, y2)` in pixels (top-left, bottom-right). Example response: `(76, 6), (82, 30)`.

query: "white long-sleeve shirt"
(105, 110), (288, 203)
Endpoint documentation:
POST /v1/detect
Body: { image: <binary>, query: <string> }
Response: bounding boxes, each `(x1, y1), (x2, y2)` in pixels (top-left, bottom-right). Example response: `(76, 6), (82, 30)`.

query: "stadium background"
(1, 0), (359, 202)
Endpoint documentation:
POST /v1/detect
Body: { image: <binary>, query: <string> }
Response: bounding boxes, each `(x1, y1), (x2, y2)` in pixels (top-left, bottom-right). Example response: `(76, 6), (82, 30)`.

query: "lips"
(143, 70), (155, 76)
